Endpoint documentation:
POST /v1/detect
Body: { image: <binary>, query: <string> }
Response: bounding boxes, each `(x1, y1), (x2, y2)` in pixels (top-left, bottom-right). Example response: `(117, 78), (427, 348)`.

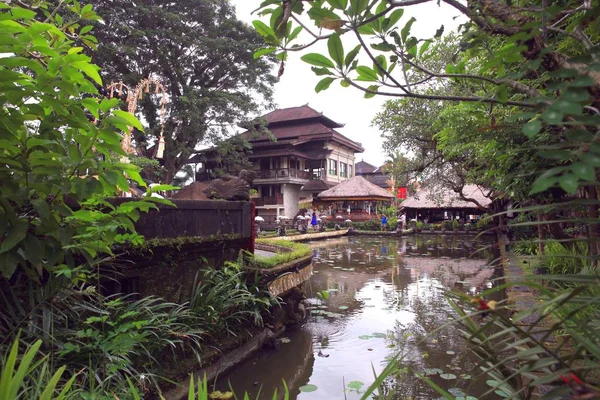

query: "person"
(399, 213), (406, 231)
(381, 213), (387, 231)
(311, 211), (318, 231)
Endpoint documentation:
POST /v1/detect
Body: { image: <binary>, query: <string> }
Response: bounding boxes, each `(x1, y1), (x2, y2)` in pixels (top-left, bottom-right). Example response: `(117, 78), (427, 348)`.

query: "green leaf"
(356, 66), (378, 81)
(315, 77), (336, 93)
(311, 66), (333, 76)
(299, 384), (318, 392)
(551, 99), (583, 115)
(401, 17), (416, 42)
(326, 0), (348, 9)
(0, 252), (20, 279)
(301, 53), (335, 68)
(522, 120), (542, 138)
(558, 173), (579, 194)
(344, 44), (361, 69)
(71, 61), (102, 85)
(349, 0), (368, 16)
(434, 24), (444, 38)
(340, 78), (351, 87)
(0, 220), (28, 253)
(530, 175), (556, 195)
(252, 20), (275, 38)
(112, 110), (144, 131)
(364, 85), (379, 98)
(541, 109), (564, 124)
(387, 9), (404, 28)
(562, 88), (589, 103)
(419, 40), (431, 57)
(370, 42), (395, 52)
(288, 26), (302, 42)
(253, 47), (277, 59)
(570, 162), (595, 181)
(327, 32), (344, 67)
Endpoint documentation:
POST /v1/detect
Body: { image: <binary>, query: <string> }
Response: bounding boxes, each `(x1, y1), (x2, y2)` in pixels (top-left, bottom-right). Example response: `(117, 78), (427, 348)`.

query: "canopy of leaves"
(91, 0), (277, 182)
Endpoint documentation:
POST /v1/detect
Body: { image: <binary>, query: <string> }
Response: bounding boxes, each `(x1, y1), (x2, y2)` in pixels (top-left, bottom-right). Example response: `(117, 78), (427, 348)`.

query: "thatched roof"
(317, 176), (394, 201)
(400, 184), (491, 210)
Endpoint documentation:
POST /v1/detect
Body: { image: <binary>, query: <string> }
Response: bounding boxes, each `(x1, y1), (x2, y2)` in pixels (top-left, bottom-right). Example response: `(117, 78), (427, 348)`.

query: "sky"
(230, 0), (464, 167)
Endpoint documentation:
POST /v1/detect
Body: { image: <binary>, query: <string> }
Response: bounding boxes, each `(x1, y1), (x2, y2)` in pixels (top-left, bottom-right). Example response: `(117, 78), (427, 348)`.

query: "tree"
(91, 0), (277, 183)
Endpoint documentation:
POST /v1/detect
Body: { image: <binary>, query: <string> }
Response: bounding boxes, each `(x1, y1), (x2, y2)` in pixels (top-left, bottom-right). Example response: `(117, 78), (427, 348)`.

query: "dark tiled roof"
(264, 105), (343, 128)
(355, 160), (377, 174)
(365, 174), (391, 188)
(301, 179), (336, 192)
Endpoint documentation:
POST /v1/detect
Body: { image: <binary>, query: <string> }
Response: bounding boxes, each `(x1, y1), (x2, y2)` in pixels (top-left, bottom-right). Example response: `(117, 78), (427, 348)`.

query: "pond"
(215, 235), (502, 400)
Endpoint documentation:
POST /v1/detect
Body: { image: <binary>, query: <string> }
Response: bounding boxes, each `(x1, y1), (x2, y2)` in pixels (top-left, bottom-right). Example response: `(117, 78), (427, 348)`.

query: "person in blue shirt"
(381, 213), (387, 231)
(311, 211), (318, 231)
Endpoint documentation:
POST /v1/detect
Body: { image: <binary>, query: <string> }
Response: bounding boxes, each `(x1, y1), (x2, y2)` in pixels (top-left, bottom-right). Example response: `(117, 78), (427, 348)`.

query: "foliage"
(511, 239), (539, 256)
(252, 240), (313, 269)
(0, 0), (168, 283)
(415, 221), (423, 231)
(540, 241), (591, 275)
(91, 0), (277, 182)
(190, 260), (275, 337)
(452, 219), (459, 231)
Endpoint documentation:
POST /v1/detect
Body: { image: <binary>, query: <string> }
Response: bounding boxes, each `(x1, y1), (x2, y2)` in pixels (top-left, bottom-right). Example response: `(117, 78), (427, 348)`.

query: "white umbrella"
(345, 219), (352, 223)
(336, 215), (344, 220)
(278, 215), (290, 220)
(320, 215), (328, 220)
(254, 216), (265, 222)
(296, 215), (305, 220)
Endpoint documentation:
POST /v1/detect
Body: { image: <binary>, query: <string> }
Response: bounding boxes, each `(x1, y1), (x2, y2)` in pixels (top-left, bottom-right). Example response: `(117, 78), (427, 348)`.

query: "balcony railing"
(253, 194), (284, 206)
(254, 168), (311, 180)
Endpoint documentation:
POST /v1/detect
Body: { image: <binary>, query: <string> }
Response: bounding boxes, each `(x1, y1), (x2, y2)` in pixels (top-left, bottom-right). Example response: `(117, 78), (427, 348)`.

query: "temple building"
(191, 105), (364, 222)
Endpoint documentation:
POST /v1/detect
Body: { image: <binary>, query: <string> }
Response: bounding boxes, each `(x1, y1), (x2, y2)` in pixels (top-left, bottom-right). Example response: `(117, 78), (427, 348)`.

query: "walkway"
(254, 249), (277, 258)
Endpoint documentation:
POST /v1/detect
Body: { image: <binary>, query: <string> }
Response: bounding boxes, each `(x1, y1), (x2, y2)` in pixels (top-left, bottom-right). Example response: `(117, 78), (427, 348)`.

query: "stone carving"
(202, 169), (257, 201)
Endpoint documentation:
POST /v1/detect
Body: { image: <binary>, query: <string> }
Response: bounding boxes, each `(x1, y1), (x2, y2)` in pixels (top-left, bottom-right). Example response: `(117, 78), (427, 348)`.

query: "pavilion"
(316, 175), (394, 220)
(399, 184), (491, 222)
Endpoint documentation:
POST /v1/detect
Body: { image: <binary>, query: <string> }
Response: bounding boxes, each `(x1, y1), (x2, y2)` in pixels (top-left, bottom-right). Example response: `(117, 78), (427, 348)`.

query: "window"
(340, 162), (347, 178)
(348, 164), (353, 177)
(329, 159), (337, 175)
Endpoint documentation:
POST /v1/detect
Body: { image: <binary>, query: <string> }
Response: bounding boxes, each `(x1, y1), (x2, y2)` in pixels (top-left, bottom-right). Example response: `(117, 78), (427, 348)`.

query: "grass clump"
(252, 239), (313, 269)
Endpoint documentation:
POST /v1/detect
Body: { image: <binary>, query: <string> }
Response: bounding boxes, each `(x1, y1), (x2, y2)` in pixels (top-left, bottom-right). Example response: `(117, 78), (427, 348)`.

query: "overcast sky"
(230, 0), (464, 166)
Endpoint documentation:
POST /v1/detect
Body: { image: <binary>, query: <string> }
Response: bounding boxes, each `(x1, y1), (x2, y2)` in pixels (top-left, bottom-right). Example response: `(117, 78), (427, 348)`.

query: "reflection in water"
(216, 235), (501, 400)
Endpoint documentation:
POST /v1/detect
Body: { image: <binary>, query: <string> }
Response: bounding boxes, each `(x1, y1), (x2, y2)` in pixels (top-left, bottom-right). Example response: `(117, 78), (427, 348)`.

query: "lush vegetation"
(251, 0), (600, 398)
(0, 1), (278, 398)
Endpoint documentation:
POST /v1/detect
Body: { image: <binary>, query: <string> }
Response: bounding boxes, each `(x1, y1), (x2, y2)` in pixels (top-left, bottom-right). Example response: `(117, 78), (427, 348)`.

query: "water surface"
(217, 235), (501, 399)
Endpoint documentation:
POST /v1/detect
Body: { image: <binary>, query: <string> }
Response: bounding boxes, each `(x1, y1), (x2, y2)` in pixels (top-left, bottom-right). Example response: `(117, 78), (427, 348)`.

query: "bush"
(452, 219), (459, 230)
(415, 221), (424, 231)
(190, 260), (275, 336)
(353, 219), (381, 231)
(539, 241), (591, 275)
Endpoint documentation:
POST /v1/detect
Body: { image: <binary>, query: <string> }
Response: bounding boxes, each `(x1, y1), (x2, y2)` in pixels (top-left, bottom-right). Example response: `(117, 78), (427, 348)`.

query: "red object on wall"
(397, 187), (407, 199)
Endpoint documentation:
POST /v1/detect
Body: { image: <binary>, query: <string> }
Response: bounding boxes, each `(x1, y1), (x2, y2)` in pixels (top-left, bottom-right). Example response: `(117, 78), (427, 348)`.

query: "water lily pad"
(299, 384), (318, 392)
(311, 309), (322, 315)
(456, 396), (479, 400)
(338, 305), (348, 310)
(448, 388), (465, 397)
(460, 374), (472, 380)
(358, 335), (372, 340)
(440, 373), (457, 380)
(347, 381), (364, 391)
(279, 337), (291, 344)
(423, 368), (443, 376)
(371, 332), (387, 338)
(446, 350), (455, 355)
(494, 390), (510, 398)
